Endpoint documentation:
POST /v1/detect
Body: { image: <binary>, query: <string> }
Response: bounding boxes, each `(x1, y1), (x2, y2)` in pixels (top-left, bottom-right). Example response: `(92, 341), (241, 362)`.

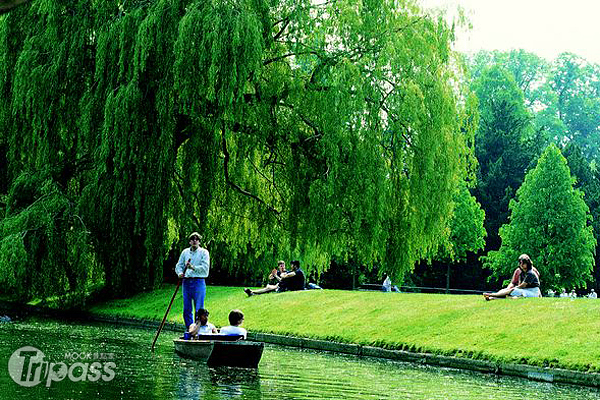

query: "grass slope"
(88, 285), (600, 372)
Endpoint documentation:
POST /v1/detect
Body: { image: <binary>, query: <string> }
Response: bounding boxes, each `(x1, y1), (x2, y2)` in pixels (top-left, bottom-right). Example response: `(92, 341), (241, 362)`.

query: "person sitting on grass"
(188, 308), (218, 338)
(244, 261), (287, 296)
(219, 309), (247, 339)
(483, 254), (541, 300)
(279, 260), (305, 292)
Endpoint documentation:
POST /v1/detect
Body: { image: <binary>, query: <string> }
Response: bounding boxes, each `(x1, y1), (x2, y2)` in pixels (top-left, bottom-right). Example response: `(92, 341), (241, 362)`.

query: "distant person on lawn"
(219, 309), (247, 339)
(279, 260), (305, 291)
(175, 232), (210, 330)
(484, 254), (541, 300)
(244, 261), (287, 296)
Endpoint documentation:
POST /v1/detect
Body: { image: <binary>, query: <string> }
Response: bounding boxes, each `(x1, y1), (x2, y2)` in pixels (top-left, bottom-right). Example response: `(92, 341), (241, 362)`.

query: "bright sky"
(420, 0), (600, 65)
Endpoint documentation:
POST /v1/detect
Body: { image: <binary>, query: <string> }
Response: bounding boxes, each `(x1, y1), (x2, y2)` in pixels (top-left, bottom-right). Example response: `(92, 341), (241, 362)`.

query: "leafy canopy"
(0, 0), (474, 300)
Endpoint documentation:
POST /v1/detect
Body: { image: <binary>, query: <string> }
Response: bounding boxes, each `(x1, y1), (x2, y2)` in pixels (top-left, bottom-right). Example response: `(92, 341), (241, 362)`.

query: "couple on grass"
(484, 254), (541, 300)
(244, 260), (305, 296)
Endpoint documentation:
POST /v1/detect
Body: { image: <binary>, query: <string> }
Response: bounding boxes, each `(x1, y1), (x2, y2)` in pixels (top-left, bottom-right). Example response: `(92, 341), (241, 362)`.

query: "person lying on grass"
(219, 309), (247, 339)
(484, 254), (541, 300)
(244, 260), (287, 296)
(188, 308), (218, 338)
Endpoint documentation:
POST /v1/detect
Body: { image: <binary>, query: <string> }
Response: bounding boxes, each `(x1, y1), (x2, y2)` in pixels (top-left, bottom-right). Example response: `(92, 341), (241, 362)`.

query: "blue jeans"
(182, 278), (206, 329)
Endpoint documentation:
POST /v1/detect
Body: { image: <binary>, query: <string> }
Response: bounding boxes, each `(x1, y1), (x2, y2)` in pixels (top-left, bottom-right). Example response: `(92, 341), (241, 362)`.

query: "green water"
(0, 319), (599, 399)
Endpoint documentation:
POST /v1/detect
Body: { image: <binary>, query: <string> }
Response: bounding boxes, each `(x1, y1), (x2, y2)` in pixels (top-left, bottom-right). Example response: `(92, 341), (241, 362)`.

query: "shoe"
(244, 288), (253, 297)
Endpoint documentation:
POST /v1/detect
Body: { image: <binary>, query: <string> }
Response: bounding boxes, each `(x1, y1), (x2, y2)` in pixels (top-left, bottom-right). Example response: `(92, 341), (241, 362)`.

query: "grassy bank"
(87, 285), (600, 372)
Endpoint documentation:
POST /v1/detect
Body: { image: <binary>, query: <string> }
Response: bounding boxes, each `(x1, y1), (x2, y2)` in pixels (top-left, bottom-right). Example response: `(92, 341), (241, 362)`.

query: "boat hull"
(174, 338), (264, 368)
(174, 339), (214, 361)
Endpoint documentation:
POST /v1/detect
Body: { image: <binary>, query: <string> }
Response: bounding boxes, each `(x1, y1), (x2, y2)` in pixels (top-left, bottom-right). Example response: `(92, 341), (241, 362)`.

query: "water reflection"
(0, 319), (599, 400)
(175, 359), (262, 399)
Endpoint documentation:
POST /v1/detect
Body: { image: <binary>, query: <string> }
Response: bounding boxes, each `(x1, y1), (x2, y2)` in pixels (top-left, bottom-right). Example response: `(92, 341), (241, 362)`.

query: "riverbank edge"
(82, 313), (600, 388)
(3, 301), (598, 388)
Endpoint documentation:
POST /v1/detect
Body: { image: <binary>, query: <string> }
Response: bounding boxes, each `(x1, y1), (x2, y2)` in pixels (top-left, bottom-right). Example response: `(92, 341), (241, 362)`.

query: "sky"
(420, 0), (600, 64)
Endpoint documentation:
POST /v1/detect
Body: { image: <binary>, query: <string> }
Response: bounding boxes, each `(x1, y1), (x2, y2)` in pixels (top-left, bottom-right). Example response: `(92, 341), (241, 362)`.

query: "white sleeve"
(175, 250), (187, 276)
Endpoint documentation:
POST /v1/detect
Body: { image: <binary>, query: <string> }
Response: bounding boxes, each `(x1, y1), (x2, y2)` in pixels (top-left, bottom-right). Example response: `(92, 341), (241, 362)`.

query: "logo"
(8, 346), (116, 387)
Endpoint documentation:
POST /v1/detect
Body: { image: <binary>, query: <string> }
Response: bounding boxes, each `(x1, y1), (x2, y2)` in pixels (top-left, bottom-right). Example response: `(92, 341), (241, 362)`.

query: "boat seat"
(195, 334), (244, 341)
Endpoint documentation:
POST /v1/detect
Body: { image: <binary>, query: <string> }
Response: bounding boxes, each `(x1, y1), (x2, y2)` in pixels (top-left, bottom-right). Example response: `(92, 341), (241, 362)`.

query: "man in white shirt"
(219, 309), (247, 339)
(175, 232), (210, 330)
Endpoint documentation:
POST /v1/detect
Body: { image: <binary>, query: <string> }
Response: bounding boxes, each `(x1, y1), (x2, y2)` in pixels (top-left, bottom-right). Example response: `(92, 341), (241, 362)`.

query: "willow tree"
(0, 0), (474, 301)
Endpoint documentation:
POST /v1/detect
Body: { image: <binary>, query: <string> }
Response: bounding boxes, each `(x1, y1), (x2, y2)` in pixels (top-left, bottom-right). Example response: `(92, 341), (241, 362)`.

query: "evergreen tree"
(471, 65), (539, 251)
(485, 144), (596, 290)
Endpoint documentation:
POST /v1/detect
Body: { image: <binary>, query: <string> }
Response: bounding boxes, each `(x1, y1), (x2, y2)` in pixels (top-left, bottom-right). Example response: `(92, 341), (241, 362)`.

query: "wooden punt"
(174, 334), (264, 368)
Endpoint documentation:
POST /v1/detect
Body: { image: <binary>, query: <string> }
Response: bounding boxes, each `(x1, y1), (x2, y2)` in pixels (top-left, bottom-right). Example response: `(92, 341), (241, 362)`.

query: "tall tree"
(471, 65), (539, 251)
(467, 50), (549, 108)
(549, 53), (600, 160)
(0, 0), (474, 301)
(563, 143), (600, 290)
(485, 144), (596, 290)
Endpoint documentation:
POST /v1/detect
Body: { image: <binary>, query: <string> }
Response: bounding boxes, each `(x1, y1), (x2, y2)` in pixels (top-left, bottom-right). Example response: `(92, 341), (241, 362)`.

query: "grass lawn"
(87, 285), (600, 372)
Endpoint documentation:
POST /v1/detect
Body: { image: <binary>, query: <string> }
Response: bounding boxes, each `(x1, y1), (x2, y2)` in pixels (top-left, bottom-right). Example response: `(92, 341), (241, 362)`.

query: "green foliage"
(470, 65), (540, 249)
(485, 145), (596, 290)
(467, 50), (549, 108)
(547, 54), (600, 160)
(439, 183), (486, 263)
(0, 0), (474, 300)
(0, 168), (96, 302)
(563, 143), (600, 289)
(466, 49), (600, 290)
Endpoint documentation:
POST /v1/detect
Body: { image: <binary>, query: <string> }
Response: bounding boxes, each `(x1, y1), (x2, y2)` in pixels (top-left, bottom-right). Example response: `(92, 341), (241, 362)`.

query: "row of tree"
(415, 50), (600, 292)
(0, 1), (597, 303)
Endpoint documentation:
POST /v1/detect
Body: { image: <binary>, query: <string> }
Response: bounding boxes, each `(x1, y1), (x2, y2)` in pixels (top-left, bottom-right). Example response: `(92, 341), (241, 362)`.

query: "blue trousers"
(182, 278), (206, 329)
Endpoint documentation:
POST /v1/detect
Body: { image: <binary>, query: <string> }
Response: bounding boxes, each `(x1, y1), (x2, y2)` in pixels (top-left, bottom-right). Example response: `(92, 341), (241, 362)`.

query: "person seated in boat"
(188, 308), (218, 338)
(483, 254), (541, 300)
(244, 260), (287, 296)
(219, 309), (247, 339)
(278, 260), (305, 291)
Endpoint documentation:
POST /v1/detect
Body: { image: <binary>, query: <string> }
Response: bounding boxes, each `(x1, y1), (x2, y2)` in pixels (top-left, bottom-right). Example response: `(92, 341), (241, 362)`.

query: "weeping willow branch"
(173, 169), (203, 229)
(221, 121), (282, 218)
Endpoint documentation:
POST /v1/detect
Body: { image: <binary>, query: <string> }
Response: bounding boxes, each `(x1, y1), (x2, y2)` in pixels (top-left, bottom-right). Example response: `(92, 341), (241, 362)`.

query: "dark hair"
(291, 260), (300, 269)
(196, 308), (209, 317)
(228, 309), (244, 325)
(518, 254), (533, 271)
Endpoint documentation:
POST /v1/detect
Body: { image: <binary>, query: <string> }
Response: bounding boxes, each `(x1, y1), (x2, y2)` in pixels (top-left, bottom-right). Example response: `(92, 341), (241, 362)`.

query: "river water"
(0, 319), (598, 399)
